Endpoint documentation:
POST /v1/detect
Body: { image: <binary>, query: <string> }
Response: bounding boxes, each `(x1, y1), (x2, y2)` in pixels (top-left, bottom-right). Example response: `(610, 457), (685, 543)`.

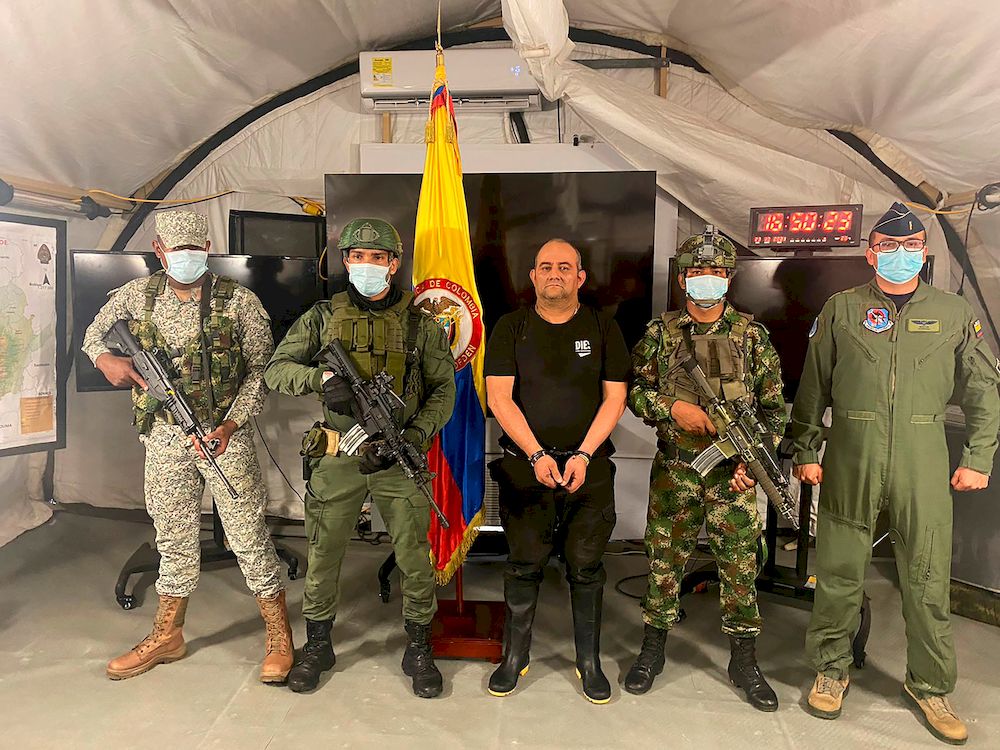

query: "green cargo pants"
(303, 453), (436, 624)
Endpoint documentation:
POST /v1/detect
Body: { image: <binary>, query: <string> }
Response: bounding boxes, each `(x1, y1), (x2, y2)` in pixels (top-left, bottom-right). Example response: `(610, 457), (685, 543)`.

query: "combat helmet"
(337, 218), (403, 257)
(676, 225), (737, 270)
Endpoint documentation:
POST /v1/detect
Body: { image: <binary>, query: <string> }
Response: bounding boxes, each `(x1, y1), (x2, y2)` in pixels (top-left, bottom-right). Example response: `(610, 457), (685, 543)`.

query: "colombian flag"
(412, 50), (486, 584)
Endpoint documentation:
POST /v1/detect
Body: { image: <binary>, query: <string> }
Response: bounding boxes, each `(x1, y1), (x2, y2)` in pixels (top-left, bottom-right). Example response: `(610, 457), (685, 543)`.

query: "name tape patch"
(907, 319), (940, 333)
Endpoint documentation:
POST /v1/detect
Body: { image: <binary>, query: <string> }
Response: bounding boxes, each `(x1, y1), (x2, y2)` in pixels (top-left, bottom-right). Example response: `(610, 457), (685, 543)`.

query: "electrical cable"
(956, 202), (976, 296)
(253, 416), (303, 504)
(87, 188), (236, 205)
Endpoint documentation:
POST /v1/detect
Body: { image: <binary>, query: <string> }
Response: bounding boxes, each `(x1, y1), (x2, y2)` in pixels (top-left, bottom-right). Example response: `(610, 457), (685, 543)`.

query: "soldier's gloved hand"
(358, 440), (395, 475)
(321, 371), (354, 415)
(402, 427), (425, 451)
(670, 400), (718, 436)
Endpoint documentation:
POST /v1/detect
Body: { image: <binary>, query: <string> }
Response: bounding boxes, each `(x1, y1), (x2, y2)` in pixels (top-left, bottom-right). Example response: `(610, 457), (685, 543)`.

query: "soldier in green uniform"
(82, 210), (293, 684)
(263, 218), (456, 698)
(791, 202), (1000, 744)
(627, 226), (785, 711)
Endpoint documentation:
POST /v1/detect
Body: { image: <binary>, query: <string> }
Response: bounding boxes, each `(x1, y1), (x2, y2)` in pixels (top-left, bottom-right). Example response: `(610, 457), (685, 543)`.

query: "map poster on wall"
(0, 213), (67, 456)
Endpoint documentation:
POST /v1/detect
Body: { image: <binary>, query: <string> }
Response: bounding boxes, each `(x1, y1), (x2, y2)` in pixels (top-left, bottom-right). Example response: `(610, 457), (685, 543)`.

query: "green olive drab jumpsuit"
(791, 279), (1000, 697)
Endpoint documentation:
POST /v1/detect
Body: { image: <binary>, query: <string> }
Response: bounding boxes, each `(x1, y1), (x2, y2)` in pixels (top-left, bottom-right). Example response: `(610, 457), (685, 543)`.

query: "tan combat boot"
(807, 673), (850, 719)
(107, 595), (188, 680)
(904, 685), (968, 745)
(257, 589), (294, 683)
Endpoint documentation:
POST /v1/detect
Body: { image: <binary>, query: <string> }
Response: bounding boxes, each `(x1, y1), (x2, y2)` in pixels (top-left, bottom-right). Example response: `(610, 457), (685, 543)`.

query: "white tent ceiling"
(2, 0), (997, 198)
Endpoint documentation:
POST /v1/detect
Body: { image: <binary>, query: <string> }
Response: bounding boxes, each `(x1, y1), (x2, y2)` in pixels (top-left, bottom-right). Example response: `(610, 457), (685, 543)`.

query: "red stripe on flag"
(426, 434), (466, 572)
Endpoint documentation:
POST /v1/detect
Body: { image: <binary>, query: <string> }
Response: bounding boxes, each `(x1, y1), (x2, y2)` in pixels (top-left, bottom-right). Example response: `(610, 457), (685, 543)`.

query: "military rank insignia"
(863, 307), (893, 333)
(974, 319), (984, 338)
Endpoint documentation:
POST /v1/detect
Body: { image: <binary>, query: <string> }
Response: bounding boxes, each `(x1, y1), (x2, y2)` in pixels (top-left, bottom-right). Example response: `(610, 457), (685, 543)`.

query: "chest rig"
(129, 271), (245, 434)
(320, 291), (422, 404)
(657, 309), (752, 407)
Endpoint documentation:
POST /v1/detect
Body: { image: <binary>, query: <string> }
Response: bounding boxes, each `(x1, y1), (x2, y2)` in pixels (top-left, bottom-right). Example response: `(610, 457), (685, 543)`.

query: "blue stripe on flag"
(438, 366), (485, 524)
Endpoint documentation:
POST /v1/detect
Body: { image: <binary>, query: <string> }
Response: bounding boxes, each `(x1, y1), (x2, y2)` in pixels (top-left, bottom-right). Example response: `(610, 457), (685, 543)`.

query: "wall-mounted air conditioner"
(359, 49), (541, 113)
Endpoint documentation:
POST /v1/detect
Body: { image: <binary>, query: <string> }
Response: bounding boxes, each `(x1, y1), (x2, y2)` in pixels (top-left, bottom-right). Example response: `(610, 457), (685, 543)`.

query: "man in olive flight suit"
(264, 218), (456, 698)
(792, 202), (1000, 744)
(627, 227), (785, 711)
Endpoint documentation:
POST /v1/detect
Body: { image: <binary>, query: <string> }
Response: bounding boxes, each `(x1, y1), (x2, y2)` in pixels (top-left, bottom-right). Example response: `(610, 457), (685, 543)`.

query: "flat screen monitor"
(325, 172), (656, 349)
(667, 256), (934, 398)
(229, 210), (325, 258)
(72, 252), (321, 392)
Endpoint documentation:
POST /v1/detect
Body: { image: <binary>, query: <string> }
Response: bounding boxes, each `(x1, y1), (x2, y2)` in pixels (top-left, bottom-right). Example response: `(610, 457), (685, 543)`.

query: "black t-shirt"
(484, 306), (630, 453)
(886, 291), (915, 312)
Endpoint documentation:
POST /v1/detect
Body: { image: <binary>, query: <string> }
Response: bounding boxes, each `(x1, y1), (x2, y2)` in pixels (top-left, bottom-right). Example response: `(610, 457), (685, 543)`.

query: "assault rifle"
(679, 353), (799, 529)
(314, 339), (449, 529)
(104, 319), (238, 499)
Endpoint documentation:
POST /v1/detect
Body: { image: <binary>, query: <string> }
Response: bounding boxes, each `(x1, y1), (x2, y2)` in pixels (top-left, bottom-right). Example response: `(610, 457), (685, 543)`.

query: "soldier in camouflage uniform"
(263, 218), (456, 698)
(82, 210), (292, 684)
(625, 226), (786, 711)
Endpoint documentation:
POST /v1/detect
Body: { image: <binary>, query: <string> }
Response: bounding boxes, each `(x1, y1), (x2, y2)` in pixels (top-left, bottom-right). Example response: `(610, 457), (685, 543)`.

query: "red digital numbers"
(789, 212), (819, 233)
(757, 212), (785, 232)
(821, 211), (854, 232)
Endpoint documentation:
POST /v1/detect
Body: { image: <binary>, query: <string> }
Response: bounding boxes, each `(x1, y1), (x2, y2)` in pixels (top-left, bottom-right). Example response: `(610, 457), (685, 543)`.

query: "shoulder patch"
(973, 319), (984, 339)
(808, 318), (818, 338)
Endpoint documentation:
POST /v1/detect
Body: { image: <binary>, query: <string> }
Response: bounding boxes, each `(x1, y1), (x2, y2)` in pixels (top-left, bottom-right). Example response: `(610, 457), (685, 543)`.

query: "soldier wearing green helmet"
(264, 217), (456, 698)
(626, 225), (786, 710)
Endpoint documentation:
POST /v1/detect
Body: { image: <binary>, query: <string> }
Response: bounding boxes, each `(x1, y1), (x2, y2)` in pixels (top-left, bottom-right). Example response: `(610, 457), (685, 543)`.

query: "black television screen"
(325, 172), (656, 348)
(72, 252), (321, 392)
(667, 256), (934, 398)
(229, 210), (325, 258)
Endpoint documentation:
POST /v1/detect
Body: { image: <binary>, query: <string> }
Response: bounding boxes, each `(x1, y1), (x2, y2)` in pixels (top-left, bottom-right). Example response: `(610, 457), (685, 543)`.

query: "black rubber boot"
(623, 624), (668, 695)
(488, 576), (541, 697)
(570, 582), (612, 704)
(727, 635), (778, 712)
(401, 620), (443, 698)
(287, 618), (335, 693)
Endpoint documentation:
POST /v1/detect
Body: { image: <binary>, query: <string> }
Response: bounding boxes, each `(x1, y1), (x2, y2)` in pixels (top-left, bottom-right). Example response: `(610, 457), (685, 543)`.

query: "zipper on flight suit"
(883, 299), (901, 510)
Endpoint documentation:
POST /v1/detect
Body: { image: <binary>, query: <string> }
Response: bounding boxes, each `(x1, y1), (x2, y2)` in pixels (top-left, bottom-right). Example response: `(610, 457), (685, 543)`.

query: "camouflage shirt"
(81, 273), (273, 427)
(628, 302), (786, 452)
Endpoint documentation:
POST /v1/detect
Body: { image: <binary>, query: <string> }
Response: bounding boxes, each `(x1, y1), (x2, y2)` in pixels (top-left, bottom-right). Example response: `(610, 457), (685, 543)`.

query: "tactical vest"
(129, 271), (245, 434)
(657, 309), (753, 407)
(319, 291), (422, 404)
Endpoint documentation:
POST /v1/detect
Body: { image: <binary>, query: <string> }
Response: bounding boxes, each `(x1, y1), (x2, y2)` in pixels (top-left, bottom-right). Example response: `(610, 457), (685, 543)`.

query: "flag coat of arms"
(412, 51), (486, 584)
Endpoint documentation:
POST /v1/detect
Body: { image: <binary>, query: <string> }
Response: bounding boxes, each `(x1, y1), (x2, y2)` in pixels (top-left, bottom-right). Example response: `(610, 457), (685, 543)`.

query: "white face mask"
(163, 249), (209, 284)
(685, 274), (729, 308)
(348, 262), (391, 297)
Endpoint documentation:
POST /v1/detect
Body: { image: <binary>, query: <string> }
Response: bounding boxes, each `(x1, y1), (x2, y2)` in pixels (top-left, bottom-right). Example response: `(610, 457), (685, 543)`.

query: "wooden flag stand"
(431, 567), (504, 663)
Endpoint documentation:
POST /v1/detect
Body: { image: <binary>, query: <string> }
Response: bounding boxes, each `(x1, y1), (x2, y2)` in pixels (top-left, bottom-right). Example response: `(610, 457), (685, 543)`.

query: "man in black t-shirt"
(484, 239), (629, 704)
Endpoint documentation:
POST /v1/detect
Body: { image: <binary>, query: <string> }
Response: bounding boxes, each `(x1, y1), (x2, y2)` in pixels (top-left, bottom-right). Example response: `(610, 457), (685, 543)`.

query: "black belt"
(657, 440), (701, 465)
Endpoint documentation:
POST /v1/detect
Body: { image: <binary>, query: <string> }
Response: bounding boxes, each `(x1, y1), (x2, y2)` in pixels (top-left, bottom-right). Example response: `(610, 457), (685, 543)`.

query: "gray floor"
(1, 507), (998, 750)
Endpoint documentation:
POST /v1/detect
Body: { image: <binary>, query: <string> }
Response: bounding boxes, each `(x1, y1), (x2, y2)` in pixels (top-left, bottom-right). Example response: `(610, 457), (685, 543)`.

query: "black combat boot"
(287, 618), (336, 693)
(623, 624), (668, 695)
(728, 635), (778, 712)
(488, 576), (541, 697)
(401, 620), (443, 698)
(570, 582), (612, 704)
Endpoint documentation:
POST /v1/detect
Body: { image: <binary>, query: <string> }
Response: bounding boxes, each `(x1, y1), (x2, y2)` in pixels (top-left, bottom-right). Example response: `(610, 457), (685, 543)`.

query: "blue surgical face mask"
(875, 247), (924, 285)
(163, 249), (208, 284)
(685, 274), (729, 308)
(348, 262), (391, 297)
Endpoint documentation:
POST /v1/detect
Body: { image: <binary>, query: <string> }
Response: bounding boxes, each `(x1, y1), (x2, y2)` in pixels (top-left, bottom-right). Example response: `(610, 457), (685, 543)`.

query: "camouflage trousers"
(642, 450), (763, 637)
(141, 422), (283, 599)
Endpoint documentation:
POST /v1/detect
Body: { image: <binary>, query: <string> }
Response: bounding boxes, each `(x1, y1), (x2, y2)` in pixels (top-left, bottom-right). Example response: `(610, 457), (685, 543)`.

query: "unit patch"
(907, 319), (941, 333)
(863, 307), (893, 333)
(808, 317), (818, 338)
(973, 319), (984, 338)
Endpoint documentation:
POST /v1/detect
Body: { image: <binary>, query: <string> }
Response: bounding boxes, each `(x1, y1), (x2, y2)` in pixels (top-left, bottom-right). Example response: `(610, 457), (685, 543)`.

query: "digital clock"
(748, 204), (863, 249)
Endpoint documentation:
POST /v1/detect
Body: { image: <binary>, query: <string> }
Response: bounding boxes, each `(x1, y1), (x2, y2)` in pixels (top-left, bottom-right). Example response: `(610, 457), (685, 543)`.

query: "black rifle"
(679, 353), (799, 529)
(315, 339), (449, 529)
(104, 319), (238, 500)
